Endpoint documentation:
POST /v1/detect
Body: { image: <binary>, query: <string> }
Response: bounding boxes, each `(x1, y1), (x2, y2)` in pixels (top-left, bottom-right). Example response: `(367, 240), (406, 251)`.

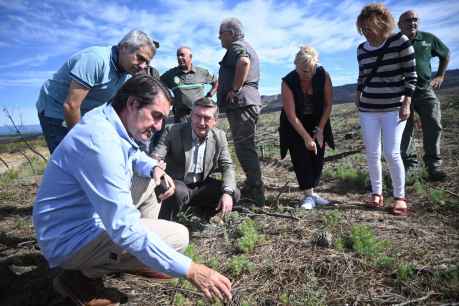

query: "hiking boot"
(53, 270), (122, 306)
(427, 168), (447, 182)
(241, 184), (265, 207)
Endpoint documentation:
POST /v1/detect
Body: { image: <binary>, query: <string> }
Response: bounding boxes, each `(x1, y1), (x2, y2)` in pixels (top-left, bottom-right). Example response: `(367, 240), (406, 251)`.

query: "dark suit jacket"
(152, 122), (236, 191)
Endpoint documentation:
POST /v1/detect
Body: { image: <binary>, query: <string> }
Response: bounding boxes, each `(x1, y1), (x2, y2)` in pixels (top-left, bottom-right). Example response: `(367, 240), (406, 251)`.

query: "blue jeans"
(38, 112), (69, 153)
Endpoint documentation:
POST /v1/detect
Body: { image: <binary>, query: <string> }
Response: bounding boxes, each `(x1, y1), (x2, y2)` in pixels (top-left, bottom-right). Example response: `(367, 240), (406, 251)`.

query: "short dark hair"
(194, 97), (216, 108)
(192, 97), (218, 118)
(111, 74), (172, 113)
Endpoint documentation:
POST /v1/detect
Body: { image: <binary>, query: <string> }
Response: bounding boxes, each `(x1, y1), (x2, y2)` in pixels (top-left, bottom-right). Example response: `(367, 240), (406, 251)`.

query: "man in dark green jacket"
(399, 10), (450, 181)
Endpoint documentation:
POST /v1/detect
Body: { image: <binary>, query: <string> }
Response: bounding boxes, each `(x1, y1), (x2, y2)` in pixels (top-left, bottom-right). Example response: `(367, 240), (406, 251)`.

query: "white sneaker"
(300, 196), (316, 209)
(312, 193), (330, 206)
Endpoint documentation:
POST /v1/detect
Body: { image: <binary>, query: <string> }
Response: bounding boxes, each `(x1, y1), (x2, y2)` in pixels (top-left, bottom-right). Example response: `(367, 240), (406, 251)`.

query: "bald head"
(398, 10), (419, 40)
(177, 46), (192, 71)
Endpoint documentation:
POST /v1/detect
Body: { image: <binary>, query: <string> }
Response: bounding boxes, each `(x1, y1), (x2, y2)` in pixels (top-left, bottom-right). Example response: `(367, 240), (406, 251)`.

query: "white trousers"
(360, 111), (407, 198)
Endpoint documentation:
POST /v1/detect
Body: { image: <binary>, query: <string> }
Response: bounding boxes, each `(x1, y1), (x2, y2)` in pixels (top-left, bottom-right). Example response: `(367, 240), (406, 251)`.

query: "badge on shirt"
(421, 41), (431, 47)
(174, 76), (181, 85)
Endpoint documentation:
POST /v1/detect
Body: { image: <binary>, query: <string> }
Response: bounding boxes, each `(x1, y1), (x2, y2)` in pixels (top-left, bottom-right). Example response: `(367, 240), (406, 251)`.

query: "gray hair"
(177, 46), (192, 56)
(118, 30), (156, 55)
(220, 17), (244, 40)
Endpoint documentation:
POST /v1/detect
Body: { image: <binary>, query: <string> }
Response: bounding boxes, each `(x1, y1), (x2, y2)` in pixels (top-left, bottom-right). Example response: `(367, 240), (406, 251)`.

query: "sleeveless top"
(279, 66), (335, 159)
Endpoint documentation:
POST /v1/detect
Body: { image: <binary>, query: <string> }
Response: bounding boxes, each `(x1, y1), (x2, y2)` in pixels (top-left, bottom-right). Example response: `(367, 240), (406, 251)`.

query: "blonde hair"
(356, 3), (395, 36)
(294, 45), (319, 67)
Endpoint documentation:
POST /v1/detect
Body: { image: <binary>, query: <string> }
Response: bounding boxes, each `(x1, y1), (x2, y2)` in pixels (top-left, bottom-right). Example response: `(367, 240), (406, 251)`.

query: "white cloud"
(0, 70), (54, 88)
(74, 16), (96, 30)
(0, 0), (458, 89)
(0, 55), (51, 70)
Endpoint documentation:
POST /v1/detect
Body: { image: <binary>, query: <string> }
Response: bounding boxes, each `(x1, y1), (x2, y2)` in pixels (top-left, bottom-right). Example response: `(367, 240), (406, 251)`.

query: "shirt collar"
(111, 45), (126, 75)
(178, 65), (196, 74)
(102, 103), (140, 149)
(413, 31), (422, 41)
(191, 129), (208, 144)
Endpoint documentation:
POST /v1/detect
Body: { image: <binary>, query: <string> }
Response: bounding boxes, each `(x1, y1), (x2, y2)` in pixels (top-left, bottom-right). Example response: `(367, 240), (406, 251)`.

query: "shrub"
(184, 243), (202, 263)
(376, 255), (396, 270)
(397, 262), (416, 282)
(206, 256), (220, 270)
(413, 179), (426, 195)
(350, 225), (390, 259)
(236, 218), (262, 253)
(321, 211), (342, 231)
(334, 163), (368, 191)
(430, 189), (447, 206)
(173, 293), (187, 306)
(227, 255), (255, 277)
(0, 168), (19, 186)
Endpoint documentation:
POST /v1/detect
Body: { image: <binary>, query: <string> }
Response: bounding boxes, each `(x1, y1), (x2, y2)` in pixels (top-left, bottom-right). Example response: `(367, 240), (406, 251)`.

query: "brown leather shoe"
(53, 270), (122, 306)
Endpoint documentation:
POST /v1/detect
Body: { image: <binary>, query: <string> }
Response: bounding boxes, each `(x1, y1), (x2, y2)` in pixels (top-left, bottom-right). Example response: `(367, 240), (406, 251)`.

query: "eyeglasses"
(402, 17), (418, 22)
(219, 30), (231, 35)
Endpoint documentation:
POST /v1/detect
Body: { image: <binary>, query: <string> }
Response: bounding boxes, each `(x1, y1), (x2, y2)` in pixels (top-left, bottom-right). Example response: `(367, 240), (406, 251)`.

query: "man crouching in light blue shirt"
(33, 74), (232, 306)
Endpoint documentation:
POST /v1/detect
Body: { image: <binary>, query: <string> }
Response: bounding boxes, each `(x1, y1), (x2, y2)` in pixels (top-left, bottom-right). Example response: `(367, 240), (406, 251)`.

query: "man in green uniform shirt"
(161, 47), (218, 122)
(399, 10), (450, 181)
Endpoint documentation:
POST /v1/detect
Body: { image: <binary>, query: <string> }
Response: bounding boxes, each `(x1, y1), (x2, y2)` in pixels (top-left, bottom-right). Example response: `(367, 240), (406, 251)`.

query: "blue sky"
(0, 0), (458, 126)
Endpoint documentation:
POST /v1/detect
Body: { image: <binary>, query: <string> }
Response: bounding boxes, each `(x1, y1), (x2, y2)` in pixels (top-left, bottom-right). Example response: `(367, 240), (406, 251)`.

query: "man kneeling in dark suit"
(153, 97), (240, 220)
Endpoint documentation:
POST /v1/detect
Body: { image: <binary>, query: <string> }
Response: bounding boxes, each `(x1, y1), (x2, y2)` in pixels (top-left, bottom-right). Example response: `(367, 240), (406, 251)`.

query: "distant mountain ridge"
(261, 69), (459, 113)
(0, 124), (42, 136)
(1, 70), (457, 136)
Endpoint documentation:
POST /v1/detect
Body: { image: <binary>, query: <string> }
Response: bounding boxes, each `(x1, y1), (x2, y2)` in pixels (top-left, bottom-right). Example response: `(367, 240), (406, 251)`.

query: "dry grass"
(0, 94), (458, 305)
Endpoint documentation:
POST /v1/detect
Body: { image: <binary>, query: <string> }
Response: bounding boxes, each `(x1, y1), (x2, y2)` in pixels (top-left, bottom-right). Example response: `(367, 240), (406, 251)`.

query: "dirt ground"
(0, 93), (458, 305)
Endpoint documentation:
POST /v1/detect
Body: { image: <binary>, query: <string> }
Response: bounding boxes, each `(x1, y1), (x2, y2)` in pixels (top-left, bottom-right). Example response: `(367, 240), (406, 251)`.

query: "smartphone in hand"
(154, 176), (168, 196)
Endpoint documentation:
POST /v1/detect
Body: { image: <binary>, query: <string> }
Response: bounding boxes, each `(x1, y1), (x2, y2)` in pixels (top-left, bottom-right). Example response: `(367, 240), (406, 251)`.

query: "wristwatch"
(232, 87), (241, 94)
(223, 187), (234, 196)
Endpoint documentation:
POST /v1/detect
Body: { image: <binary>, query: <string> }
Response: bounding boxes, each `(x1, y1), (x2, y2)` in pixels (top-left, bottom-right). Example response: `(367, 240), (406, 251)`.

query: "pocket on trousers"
(244, 105), (259, 123)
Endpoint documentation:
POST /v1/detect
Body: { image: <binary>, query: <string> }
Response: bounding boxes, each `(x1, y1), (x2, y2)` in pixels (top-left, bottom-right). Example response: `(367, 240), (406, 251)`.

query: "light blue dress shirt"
(36, 46), (130, 120)
(32, 104), (191, 277)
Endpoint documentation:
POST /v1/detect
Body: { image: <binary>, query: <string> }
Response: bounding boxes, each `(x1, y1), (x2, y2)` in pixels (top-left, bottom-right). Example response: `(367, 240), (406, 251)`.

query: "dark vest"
(279, 66), (335, 159)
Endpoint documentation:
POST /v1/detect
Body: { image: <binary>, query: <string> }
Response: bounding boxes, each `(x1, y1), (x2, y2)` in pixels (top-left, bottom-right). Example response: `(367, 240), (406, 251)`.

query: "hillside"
(261, 68), (459, 113)
(0, 90), (458, 305)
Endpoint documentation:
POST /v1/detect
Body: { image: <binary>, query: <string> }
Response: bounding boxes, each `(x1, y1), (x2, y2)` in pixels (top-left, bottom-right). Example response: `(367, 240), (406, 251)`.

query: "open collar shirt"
(32, 104), (191, 277)
(184, 130), (207, 185)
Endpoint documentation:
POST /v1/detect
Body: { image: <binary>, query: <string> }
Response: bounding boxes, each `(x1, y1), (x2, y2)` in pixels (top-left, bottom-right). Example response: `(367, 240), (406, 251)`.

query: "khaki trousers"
(60, 175), (189, 278)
